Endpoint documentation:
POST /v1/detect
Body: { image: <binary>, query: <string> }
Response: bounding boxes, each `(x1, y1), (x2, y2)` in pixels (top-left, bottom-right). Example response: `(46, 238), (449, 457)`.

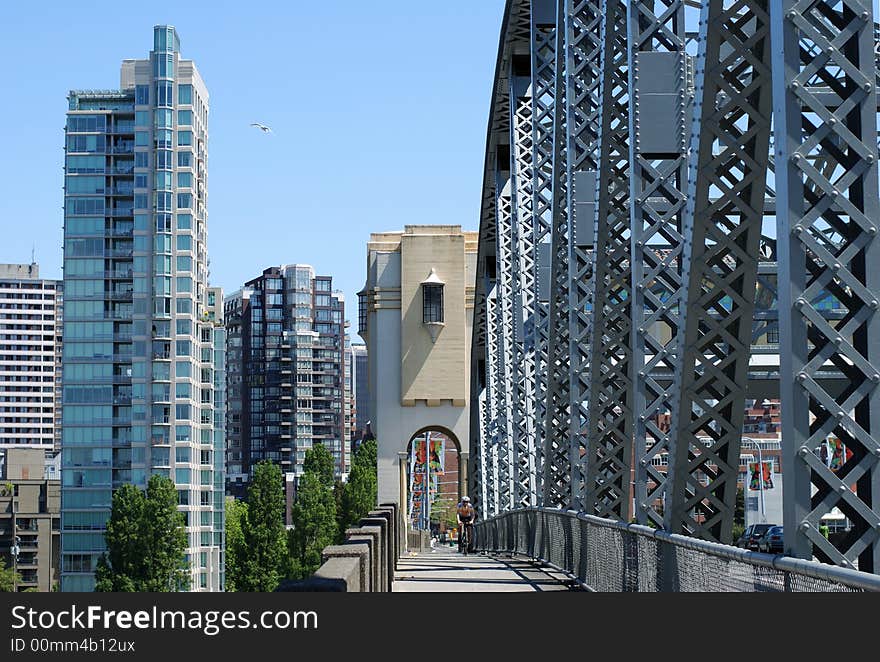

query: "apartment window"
(135, 85), (149, 105)
(178, 84), (193, 105)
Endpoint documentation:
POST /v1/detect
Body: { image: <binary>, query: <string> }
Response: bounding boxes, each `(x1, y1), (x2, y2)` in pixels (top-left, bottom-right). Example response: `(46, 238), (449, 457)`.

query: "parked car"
(735, 523), (776, 550)
(758, 525), (784, 554)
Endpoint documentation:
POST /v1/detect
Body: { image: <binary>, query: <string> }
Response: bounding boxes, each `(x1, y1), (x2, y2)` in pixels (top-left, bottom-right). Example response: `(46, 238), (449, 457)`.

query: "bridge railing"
(474, 508), (880, 592)
(276, 502), (401, 592)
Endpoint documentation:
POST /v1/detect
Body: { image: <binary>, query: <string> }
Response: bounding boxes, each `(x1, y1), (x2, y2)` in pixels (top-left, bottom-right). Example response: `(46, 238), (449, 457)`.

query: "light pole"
(743, 437), (766, 523)
(422, 431), (431, 531)
(11, 535), (21, 593)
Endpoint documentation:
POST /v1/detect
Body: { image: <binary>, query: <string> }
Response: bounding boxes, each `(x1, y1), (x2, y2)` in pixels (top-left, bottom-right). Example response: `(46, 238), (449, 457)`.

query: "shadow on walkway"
(392, 544), (577, 592)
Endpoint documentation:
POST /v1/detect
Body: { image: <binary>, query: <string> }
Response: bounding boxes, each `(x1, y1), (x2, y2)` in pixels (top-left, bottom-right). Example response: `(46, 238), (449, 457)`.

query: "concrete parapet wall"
(276, 501), (401, 593)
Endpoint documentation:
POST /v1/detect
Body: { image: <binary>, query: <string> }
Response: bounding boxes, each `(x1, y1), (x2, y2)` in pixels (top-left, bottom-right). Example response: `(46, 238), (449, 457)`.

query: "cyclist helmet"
(462, 496), (471, 502)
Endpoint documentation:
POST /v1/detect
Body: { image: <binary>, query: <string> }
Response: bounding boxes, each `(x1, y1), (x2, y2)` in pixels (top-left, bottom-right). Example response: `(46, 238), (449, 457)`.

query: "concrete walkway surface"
(393, 542), (576, 592)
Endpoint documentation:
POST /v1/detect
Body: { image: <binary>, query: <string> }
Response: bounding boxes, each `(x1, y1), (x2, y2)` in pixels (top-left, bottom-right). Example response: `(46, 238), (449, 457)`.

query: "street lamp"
(742, 437), (767, 523)
(11, 535), (21, 593)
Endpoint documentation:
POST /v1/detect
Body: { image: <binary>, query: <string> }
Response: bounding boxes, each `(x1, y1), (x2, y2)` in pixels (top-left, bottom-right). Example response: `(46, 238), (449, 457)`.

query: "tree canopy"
(236, 461), (288, 592)
(95, 474), (188, 592)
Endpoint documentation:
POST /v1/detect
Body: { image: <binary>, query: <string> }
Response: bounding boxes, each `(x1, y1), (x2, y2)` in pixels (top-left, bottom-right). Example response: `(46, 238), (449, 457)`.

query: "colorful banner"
(409, 437), (443, 528)
(820, 436), (853, 472)
(748, 461), (773, 490)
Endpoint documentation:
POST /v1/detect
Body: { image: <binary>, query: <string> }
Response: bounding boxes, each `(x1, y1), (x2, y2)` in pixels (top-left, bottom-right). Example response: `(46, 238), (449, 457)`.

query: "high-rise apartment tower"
(225, 265), (348, 508)
(61, 26), (224, 591)
(0, 264), (63, 451)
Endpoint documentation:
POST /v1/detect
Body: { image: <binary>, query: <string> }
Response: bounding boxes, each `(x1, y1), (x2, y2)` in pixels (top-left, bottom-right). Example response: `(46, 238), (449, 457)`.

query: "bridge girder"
(470, 0), (880, 574)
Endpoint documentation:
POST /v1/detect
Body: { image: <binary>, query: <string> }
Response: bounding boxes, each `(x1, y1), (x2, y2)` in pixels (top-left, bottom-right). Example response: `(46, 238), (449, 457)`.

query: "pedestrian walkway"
(392, 542), (575, 592)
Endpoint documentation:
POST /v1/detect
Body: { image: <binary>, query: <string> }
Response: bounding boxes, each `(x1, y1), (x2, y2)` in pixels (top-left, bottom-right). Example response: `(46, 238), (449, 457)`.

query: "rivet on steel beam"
(790, 80), (800, 90)
(866, 82), (873, 93)
(796, 297), (808, 308)
(862, 10), (870, 18)
(870, 299), (880, 309)
(873, 447), (880, 457)
(868, 226), (878, 236)
(798, 447), (809, 457)
(797, 372), (807, 382)
(800, 521), (810, 531)
(832, 262), (841, 271)
(787, 9), (798, 19)
(640, 459), (648, 467)
(838, 484), (848, 493)
(867, 155), (876, 164)
(791, 153), (801, 162)
(872, 373), (880, 382)
(828, 117), (837, 125)
(835, 336), (844, 345)
(639, 415), (646, 422)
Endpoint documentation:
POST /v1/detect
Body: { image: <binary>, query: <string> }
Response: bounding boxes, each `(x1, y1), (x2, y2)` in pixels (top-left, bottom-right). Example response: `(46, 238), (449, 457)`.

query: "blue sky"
(1, 1), (505, 325)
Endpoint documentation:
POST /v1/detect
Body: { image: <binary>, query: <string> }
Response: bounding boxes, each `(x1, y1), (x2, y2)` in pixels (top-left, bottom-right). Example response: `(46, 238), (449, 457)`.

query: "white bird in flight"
(251, 122), (272, 134)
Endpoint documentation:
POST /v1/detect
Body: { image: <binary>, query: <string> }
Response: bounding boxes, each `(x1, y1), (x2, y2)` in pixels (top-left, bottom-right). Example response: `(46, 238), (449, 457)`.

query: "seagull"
(250, 122), (272, 134)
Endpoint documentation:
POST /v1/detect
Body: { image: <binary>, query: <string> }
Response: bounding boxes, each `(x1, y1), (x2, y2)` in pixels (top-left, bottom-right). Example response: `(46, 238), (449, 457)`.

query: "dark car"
(758, 525), (784, 554)
(735, 523), (776, 550)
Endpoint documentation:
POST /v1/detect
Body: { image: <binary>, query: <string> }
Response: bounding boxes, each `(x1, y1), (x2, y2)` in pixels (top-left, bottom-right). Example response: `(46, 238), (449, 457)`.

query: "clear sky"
(1, 1), (506, 326)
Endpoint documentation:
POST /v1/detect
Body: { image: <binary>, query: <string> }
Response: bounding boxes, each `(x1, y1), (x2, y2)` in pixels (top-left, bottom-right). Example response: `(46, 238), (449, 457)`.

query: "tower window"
(422, 284), (443, 324)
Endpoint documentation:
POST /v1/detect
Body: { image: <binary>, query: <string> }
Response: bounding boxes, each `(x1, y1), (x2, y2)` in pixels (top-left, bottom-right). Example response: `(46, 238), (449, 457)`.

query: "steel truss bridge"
(470, 0), (880, 575)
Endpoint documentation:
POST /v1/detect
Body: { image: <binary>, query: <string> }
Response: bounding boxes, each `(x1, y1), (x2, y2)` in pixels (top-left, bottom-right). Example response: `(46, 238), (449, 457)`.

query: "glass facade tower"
(225, 266), (349, 515)
(61, 26), (224, 591)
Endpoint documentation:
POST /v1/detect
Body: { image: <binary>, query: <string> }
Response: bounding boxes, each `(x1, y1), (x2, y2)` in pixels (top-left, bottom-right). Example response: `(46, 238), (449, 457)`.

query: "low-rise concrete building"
(0, 447), (60, 591)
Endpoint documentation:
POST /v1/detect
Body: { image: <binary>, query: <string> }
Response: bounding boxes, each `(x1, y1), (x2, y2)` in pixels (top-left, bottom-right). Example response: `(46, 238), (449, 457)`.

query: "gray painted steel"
(665, 0), (773, 543)
(470, 0), (880, 574)
(772, 0), (880, 572)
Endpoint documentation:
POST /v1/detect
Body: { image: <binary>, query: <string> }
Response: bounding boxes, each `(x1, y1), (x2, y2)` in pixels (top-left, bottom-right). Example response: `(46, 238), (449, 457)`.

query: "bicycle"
(458, 520), (473, 555)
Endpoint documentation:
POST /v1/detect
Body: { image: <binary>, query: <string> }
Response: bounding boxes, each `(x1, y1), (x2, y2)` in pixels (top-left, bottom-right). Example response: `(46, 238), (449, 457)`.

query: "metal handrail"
(474, 507), (880, 592)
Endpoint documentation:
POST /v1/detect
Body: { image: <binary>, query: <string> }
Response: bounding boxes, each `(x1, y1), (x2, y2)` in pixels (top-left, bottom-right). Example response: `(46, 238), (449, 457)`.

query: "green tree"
(224, 497), (248, 592)
(339, 439), (378, 533)
(303, 442), (335, 490)
(0, 556), (21, 592)
(731, 486), (746, 543)
(238, 461), (287, 592)
(431, 497), (457, 530)
(95, 474), (188, 592)
(287, 471), (338, 580)
(333, 479), (346, 544)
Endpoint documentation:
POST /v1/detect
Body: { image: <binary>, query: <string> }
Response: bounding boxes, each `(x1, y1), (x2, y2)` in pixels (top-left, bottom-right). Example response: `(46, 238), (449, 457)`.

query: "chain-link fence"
(473, 508), (880, 592)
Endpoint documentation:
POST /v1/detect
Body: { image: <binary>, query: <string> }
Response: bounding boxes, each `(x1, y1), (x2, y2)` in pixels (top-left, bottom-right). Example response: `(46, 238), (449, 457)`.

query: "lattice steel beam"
(496, 174), (517, 512)
(486, 286), (504, 518)
(773, 0), (880, 572)
(584, 0), (635, 519)
(538, 0), (575, 508)
(564, 0), (604, 511)
(629, 0), (693, 528)
(666, 0), (773, 542)
(511, 71), (540, 507)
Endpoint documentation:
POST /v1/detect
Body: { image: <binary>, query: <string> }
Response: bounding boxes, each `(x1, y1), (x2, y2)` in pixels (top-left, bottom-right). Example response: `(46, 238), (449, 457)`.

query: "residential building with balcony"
(0, 264), (63, 451)
(225, 266), (349, 519)
(0, 447), (61, 592)
(61, 26), (224, 592)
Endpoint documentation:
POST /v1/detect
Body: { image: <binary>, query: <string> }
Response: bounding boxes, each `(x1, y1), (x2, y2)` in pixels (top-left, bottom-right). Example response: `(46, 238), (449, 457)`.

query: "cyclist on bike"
(456, 496), (476, 554)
